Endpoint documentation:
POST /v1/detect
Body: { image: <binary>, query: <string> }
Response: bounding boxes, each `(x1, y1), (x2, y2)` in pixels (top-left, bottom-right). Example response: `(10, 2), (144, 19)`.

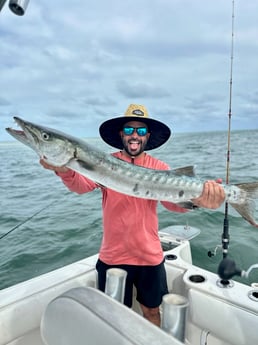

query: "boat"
(1, 1), (257, 344)
(0, 224), (257, 345)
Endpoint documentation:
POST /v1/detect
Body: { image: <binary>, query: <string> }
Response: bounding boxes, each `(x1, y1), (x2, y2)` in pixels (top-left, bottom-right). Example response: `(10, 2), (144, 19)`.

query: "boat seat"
(41, 287), (182, 345)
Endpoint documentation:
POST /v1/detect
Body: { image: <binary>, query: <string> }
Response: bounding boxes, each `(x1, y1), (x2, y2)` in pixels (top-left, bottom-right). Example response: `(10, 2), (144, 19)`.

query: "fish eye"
(41, 132), (50, 141)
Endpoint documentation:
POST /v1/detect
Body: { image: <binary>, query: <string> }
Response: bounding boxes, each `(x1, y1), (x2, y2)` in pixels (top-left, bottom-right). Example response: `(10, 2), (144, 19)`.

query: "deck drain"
(248, 290), (258, 302)
(216, 279), (234, 288)
(165, 254), (177, 261)
(188, 274), (206, 283)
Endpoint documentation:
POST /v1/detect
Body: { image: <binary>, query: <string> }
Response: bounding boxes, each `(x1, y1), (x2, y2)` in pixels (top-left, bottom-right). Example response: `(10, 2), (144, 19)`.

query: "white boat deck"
(0, 233), (257, 345)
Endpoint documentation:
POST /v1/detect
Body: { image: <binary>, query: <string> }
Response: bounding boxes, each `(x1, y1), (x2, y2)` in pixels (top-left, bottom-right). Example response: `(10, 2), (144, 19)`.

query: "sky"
(1, 0), (258, 141)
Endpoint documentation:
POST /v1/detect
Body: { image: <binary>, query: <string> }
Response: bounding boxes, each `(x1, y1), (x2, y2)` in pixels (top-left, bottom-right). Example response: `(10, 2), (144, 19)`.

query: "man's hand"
(39, 158), (69, 173)
(192, 180), (225, 209)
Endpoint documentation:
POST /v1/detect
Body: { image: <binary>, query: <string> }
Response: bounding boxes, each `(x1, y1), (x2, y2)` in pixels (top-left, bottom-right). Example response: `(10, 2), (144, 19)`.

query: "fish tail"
(229, 182), (258, 228)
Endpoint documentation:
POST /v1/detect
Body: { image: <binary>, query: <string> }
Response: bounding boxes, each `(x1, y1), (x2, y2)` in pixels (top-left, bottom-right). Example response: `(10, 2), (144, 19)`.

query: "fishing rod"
(216, 0), (235, 284)
(221, 0), (235, 260)
(208, 1), (234, 263)
(217, 0), (258, 282)
(0, 200), (56, 240)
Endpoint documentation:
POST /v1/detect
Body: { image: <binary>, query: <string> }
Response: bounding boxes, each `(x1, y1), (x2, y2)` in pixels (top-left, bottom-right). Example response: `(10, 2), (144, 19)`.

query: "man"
(40, 104), (225, 326)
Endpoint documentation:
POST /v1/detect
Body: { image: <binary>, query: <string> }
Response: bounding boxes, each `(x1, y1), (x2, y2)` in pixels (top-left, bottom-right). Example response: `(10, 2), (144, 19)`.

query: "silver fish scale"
(224, 185), (245, 203)
(6, 116), (258, 227)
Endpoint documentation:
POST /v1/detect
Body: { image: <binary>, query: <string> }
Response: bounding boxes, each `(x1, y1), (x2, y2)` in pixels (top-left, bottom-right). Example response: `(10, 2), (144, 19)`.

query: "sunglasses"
(122, 126), (148, 136)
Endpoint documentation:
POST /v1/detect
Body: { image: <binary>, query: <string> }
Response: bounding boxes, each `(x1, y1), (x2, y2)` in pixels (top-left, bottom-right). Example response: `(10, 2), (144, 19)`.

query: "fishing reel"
(208, 242), (242, 280)
(208, 244), (258, 282)
(218, 257), (258, 281)
(217, 257), (242, 280)
(207, 245), (222, 258)
(0, 0), (30, 16)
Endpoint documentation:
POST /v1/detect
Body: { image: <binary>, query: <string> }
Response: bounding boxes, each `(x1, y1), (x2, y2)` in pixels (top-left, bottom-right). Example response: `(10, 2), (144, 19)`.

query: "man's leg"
(140, 304), (161, 326)
(136, 260), (168, 327)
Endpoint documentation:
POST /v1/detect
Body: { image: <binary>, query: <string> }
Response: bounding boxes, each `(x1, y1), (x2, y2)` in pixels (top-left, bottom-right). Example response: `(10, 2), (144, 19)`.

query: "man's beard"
(122, 138), (148, 157)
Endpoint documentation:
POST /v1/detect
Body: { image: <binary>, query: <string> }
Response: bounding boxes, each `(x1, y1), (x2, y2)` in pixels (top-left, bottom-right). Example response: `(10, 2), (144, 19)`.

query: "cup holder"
(165, 254), (177, 261)
(188, 274), (206, 283)
(248, 290), (258, 302)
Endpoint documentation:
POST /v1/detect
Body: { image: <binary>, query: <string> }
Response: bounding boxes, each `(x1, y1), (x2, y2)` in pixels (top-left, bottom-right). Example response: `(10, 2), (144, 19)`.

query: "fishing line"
(0, 200), (56, 240)
(221, 0), (235, 259)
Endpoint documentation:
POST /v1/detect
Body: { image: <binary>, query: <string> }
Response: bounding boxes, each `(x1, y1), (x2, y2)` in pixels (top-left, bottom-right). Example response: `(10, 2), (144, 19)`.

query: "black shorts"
(96, 259), (168, 308)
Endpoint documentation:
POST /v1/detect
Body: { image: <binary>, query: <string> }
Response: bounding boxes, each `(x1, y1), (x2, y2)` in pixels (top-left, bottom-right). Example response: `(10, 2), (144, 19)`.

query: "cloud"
(1, 0), (258, 141)
(117, 80), (170, 98)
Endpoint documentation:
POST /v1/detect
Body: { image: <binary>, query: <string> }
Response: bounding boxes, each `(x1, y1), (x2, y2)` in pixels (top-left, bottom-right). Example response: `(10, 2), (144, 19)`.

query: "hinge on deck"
(200, 329), (210, 345)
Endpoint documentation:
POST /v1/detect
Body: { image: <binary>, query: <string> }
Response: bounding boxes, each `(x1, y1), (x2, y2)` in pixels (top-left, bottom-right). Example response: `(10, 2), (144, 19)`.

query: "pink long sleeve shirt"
(57, 151), (187, 266)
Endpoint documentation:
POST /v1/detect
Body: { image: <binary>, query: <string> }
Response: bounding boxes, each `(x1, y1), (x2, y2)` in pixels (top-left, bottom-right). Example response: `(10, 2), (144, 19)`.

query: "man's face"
(120, 120), (150, 157)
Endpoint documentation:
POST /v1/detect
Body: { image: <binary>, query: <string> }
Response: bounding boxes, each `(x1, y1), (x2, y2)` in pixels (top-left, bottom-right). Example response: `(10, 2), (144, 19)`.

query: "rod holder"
(161, 293), (189, 342)
(105, 268), (127, 303)
(9, 0), (30, 16)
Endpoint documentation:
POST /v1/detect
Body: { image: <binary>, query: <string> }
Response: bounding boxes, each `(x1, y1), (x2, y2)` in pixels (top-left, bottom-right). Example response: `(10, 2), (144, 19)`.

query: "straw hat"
(99, 104), (171, 150)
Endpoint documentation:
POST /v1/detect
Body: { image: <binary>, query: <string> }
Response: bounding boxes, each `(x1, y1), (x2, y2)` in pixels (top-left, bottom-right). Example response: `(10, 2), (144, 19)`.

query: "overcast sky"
(1, 0), (258, 141)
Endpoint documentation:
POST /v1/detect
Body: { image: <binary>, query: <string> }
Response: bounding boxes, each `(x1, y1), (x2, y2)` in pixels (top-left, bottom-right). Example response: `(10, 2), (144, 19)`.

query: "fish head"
(6, 117), (77, 167)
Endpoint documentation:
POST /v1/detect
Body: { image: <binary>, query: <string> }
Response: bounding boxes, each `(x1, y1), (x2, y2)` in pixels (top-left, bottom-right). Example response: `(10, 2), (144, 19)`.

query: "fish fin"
(176, 201), (199, 210)
(172, 166), (196, 177)
(229, 182), (258, 228)
(96, 182), (106, 189)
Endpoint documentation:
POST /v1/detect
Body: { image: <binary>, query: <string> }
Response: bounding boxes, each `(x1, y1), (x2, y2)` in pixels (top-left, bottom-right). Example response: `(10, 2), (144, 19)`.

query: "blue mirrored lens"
(123, 127), (148, 136)
(123, 127), (134, 135)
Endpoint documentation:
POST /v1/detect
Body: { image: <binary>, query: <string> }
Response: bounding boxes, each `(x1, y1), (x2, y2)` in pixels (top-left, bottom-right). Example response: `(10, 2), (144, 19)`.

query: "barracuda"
(6, 116), (258, 227)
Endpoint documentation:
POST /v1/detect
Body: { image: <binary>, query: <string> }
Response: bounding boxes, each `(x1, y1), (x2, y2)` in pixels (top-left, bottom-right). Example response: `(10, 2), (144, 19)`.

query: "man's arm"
(191, 180), (225, 209)
(39, 159), (98, 194)
(161, 180), (225, 212)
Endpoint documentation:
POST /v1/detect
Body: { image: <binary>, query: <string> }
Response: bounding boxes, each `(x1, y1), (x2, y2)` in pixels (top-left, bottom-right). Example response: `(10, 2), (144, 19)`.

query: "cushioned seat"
(41, 287), (182, 345)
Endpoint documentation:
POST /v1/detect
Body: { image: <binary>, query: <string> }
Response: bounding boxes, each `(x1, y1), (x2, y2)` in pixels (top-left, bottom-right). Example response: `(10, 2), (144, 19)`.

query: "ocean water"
(1, 129), (258, 290)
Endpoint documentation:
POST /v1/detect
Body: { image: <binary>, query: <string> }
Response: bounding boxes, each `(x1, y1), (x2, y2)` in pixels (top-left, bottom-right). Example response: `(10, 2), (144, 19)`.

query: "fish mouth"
(13, 116), (25, 126)
(6, 117), (31, 142)
(6, 116), (40, 145)
(6, 116), (27, 133)
(6, 116), (77, 166)
(6, 117), (48, 160)
(7, 127), (26, 137)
